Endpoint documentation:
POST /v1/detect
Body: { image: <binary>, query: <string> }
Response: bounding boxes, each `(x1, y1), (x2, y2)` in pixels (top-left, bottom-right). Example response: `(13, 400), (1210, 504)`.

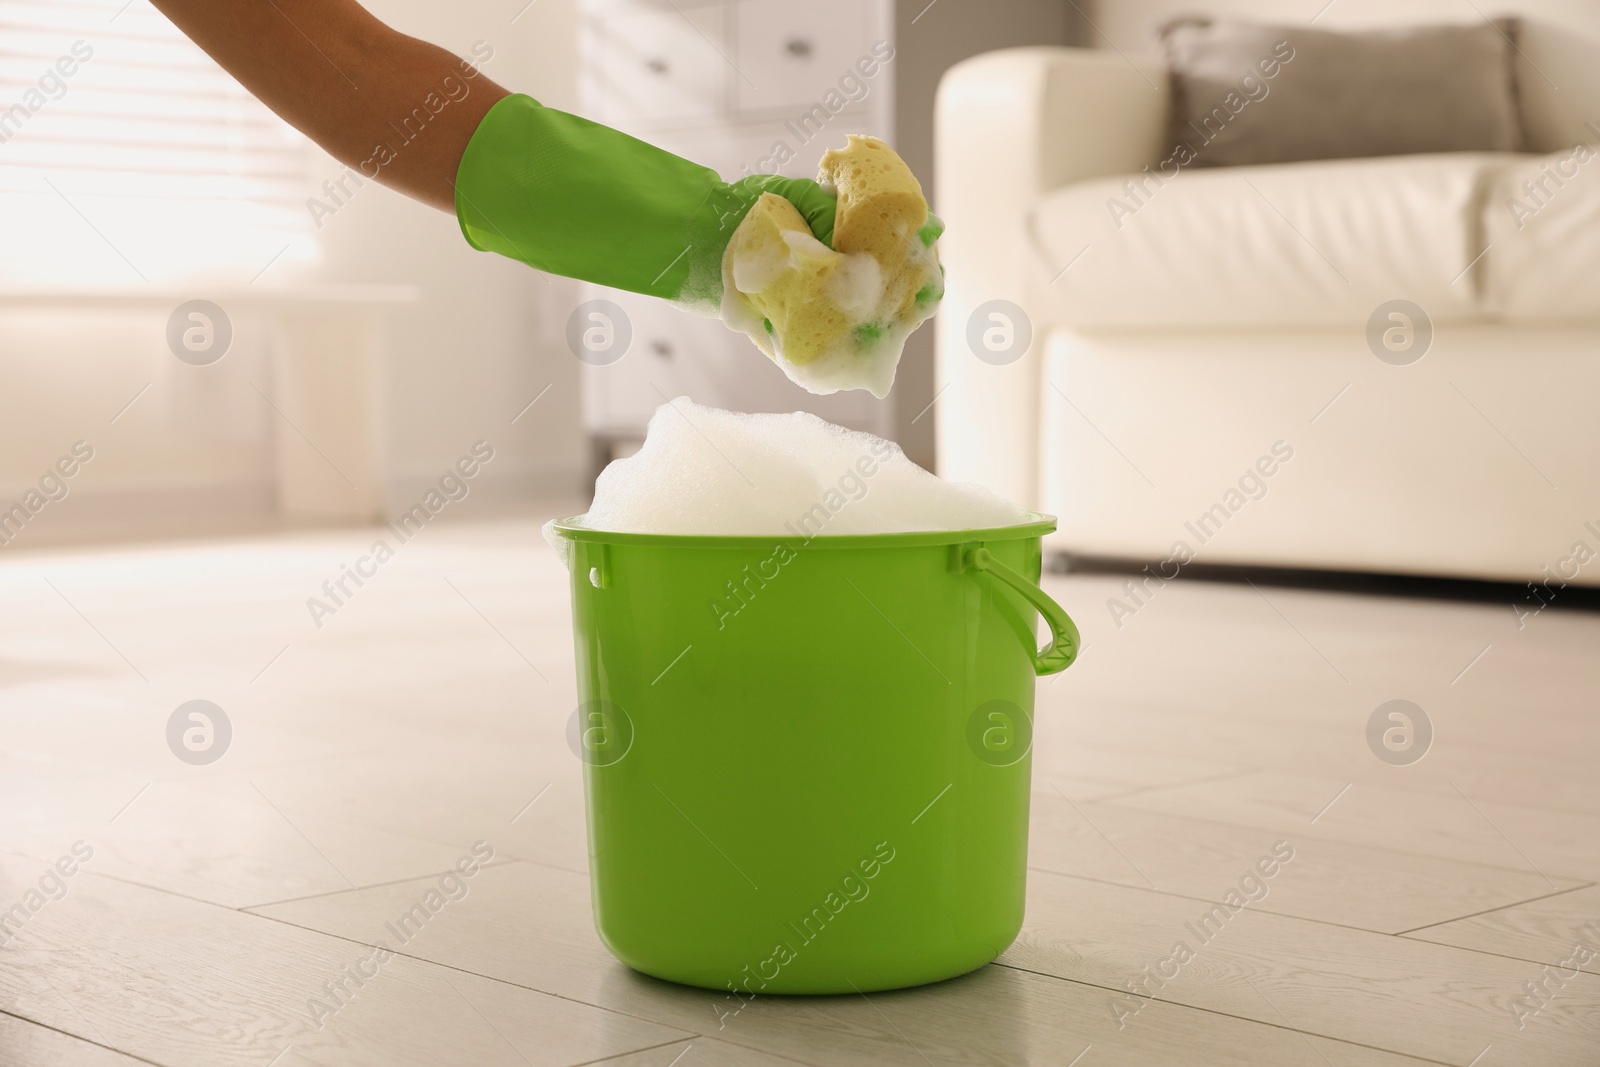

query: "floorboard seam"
(234, 856), (522, 912)
(1024, 863), (1422, 938)
(0, 1006), (173, 1067)
(8, 865), (724, 1061)
(1023, 863), (1592, 945)
(1392, 933), (1600, 977)
(566, 1035), (823, 1067)
(235, 911), (720, 1045)
(1087, 797), (1597, 883)
(987, 961), (1459, 1066)
(561, 1036), (698, 1067)
(53, 862), (503, 916)
(1091, 759), (1600, 820)
(1393, 882), (1599, 936)
(1079, 766), (1263, 803)
(239, 910), (869, 1067)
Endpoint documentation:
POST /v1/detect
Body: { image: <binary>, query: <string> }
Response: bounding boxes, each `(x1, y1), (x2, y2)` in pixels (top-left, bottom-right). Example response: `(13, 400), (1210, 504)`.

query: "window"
(0, 0), (317, 286)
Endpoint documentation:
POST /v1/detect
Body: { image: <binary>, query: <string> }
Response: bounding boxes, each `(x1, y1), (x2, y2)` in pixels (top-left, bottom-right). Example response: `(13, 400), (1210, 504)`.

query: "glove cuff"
(454, 94), (724, 299)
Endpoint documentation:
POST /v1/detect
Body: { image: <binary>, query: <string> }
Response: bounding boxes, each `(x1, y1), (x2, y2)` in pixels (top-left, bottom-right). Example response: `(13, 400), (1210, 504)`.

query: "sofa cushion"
(1029, 153), (1510, 330)
(1159, 17), (1524, 167)
(1483, 145), (1600, 321)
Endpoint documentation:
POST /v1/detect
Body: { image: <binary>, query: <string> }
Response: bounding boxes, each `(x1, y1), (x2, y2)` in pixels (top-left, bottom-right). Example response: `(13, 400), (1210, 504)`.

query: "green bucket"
(551, 516), (1079, 995)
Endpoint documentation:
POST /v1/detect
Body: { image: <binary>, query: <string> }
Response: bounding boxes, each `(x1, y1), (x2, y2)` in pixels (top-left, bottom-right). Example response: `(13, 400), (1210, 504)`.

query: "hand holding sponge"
(453, 97), (941, 398)
(720, 136), (944, 398)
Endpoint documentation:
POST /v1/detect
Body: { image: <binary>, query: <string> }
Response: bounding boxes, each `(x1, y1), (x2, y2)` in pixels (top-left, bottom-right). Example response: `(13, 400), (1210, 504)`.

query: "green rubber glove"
(454, 94), (837, 306)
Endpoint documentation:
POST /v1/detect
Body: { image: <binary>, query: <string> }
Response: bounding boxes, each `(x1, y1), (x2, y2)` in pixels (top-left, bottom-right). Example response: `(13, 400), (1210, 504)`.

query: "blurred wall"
(0, 0), (584, 543)
(321, 0), (584, 509)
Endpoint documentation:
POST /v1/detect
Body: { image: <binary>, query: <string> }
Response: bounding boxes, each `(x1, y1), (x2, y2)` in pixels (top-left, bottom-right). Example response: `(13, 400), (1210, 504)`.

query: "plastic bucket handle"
(965, 546), (1079, 675)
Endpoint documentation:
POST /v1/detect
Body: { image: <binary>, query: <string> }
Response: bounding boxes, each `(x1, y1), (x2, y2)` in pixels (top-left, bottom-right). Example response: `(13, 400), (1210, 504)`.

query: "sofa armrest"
(933, 47), (1166, 506)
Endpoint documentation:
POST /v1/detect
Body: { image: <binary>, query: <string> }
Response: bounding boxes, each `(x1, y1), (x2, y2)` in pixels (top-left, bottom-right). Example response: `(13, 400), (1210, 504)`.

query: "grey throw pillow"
(1159, 16), (1524, 166)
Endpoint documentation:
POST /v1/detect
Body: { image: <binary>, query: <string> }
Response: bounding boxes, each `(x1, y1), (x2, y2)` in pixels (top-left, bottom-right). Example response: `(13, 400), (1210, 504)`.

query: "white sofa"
(934, 45), (1600, 586)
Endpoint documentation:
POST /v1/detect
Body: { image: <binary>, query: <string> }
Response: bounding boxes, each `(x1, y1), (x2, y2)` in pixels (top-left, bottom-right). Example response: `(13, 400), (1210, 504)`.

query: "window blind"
(0, 0), (316, 286)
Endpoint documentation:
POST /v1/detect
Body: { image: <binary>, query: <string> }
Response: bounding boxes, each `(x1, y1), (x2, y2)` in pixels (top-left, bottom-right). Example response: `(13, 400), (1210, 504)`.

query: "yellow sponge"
(823, 136), (928, 268)
(723, 193), (851, 366)
(720, 135), (943, 398)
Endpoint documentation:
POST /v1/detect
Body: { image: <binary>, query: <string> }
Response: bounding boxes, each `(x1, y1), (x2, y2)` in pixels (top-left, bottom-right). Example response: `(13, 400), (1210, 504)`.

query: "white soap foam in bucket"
(547, 398), (1037, 562)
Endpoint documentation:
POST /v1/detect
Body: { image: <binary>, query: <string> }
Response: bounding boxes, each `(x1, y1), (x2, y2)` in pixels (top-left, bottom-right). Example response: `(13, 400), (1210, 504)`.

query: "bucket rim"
(548, 515), (1057, 549)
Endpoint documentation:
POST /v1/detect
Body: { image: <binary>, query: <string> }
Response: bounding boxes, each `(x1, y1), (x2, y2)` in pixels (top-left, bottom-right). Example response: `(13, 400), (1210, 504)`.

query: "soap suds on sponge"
(719, 136), (944, 399)
(552, 398), (1035, 549)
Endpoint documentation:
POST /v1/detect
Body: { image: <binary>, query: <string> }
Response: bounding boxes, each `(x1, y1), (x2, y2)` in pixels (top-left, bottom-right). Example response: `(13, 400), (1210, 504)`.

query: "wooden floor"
(2, 515), (1597, 1066)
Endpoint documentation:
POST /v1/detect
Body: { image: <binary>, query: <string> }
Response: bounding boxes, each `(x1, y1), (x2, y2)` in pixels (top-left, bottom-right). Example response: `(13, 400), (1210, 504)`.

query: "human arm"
(148, 0), (508, 212)
(147, 0), (835, 301)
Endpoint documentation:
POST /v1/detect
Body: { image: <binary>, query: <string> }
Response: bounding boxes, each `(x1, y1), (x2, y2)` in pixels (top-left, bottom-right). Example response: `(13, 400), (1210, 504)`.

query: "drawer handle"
(783, 37), (813, 58)
(645, 57), (669, 75)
